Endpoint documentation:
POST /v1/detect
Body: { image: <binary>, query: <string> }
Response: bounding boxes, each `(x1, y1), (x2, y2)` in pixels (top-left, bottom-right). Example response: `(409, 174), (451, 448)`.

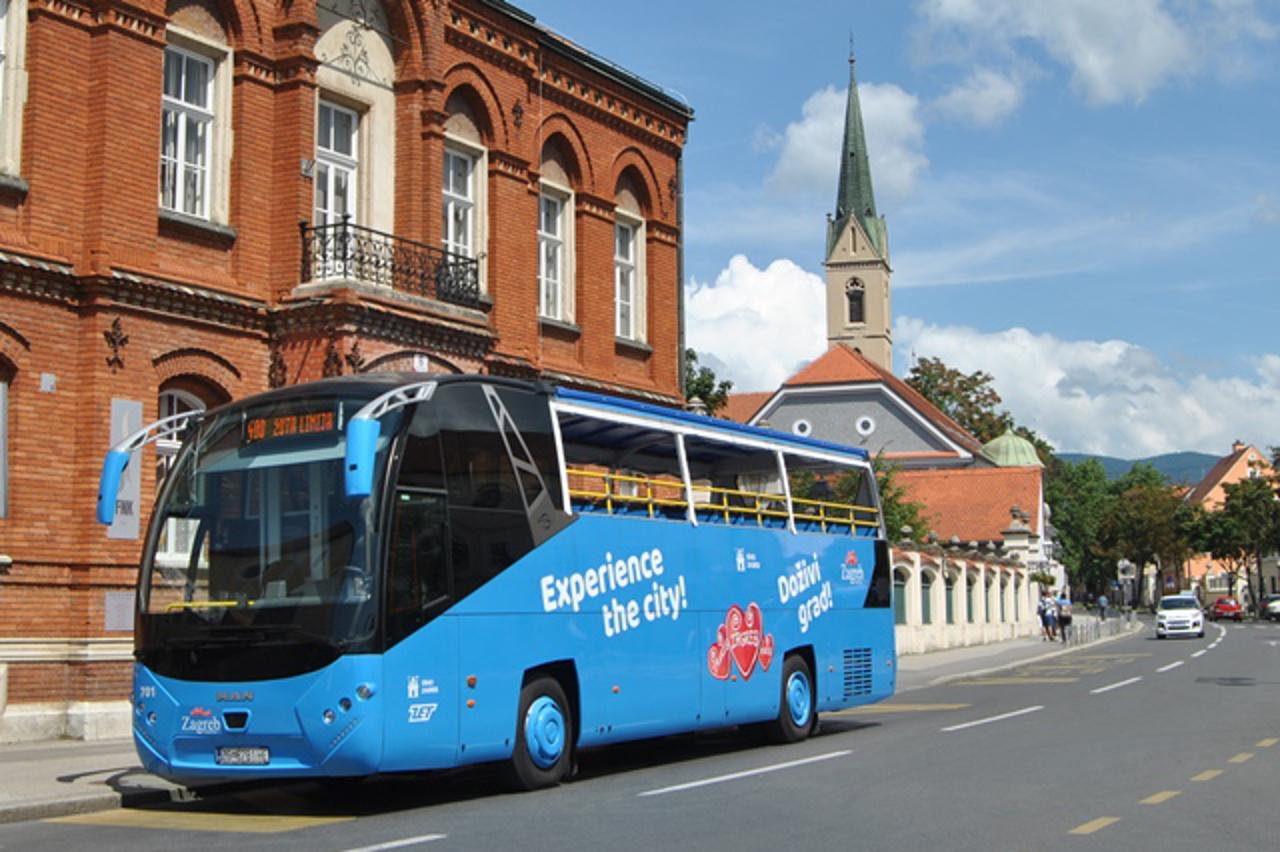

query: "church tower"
(824, 52), (892, 371)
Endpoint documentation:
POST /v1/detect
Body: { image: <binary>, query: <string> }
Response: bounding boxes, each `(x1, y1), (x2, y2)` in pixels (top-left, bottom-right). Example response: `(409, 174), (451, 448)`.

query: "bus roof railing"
(96, 411), (205, 525)
(552, 387), (872, 468)
(344, 380), (438, 498)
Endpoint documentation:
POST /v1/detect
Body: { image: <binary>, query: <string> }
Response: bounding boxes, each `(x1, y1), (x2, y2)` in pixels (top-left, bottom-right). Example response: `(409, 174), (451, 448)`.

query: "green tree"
(1219, 477), (1280, 616)
(788, 457), (931, 544)
(905, 356), (1055, 465)
(1201, 508), (1251, 599)
(683, 348), (733, 417)
(1044, 457), (1112, 594)
(1096, 477), (1190, 607)
(905, 356), (1011, 442)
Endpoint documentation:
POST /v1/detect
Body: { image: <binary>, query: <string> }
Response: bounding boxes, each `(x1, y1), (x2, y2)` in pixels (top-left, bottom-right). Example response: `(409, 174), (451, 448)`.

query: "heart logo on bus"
(707, 623), (732, 681)
(708, 603), (774, 681)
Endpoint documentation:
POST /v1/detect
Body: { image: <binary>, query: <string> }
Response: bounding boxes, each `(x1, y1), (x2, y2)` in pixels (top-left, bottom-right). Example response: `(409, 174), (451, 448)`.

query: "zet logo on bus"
(707, 603), (775, 681)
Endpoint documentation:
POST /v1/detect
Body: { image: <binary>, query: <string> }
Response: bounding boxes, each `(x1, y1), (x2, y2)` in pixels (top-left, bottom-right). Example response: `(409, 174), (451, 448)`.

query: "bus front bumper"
(131, 657), (384, 781)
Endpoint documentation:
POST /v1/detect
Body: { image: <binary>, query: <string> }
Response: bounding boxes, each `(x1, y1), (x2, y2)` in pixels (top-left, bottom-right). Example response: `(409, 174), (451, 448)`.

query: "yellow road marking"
(1075, 653), (1153, 659)
(1140, 790), (1182, 805)
(1256, 738), (1278, 748)
(960, 677), (1079, 685)
(1191, 770), (1222, 781)
(48, 810), (351, 834)
(837, 703), (970, 714)
(1228, 752), (1254, 764)
(1069, 817), (1121, 835)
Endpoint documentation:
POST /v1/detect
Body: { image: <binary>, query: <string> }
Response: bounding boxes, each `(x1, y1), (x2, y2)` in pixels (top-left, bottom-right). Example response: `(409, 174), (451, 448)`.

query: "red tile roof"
(781, 344), (984, 455)
(896, 466), (1042, 542)
(721, 391), (772, 424)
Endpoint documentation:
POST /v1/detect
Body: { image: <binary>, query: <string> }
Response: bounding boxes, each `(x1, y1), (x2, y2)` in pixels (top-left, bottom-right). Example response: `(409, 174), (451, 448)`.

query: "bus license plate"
(215, 746), (269, 766)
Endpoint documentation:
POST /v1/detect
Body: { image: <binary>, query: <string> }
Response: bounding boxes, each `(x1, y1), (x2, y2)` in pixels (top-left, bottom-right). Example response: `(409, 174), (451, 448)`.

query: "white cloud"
(895, 316), (1280, 457)
(685, 255), (827, 392)
(918, 0), (1191, 104)
(933, 67), (1023, 126)
(765, 84), (928, 201)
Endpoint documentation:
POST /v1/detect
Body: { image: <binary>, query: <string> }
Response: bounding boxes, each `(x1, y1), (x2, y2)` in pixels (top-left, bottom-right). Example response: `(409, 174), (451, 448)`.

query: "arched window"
(945, 573), (956, 625)
(920, 570), (934, 625)
(615, 172), (647, 342)
(966, 573), (977, 623)
(539, 139), (576, 323)
(846, 279), (865, 324)
(443, 90), (489, 291)
(893, 568), (907, 625)
(999, 576), (1009, 623)
(0, 359), (11, 519)
(161, 0), (233, 223)
(154, 386), (208, 567)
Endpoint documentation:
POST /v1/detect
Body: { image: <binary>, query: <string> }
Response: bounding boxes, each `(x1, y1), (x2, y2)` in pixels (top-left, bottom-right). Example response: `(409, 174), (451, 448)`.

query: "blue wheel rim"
(785, 670), (812, 728)
(524, 695), (566, 769)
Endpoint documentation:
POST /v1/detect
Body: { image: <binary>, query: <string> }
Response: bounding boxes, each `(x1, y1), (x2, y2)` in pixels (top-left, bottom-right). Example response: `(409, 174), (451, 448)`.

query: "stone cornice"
(271, 298), (494, 362)
(103, 270), (270, 333)
(0, 251), (79, 305)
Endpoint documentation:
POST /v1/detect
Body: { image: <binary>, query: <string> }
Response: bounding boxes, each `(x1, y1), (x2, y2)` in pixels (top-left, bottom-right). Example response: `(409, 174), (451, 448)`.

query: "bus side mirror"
(96, 450), (130, 525)
(344, 418), (379, 499)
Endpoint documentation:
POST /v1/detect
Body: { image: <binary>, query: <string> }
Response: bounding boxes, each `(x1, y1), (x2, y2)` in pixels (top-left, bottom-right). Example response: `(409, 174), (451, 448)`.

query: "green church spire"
(827, 51), (885, 259)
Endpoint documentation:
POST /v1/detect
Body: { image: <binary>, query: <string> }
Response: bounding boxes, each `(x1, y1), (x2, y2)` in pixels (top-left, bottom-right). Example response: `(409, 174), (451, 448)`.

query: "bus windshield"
(139, 396), (394, 658)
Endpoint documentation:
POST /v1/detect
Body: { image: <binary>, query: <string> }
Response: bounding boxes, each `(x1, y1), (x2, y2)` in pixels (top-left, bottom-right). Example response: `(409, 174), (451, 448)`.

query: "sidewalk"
(0, 615), (1143, 825)
(897, 612), (1143, 691)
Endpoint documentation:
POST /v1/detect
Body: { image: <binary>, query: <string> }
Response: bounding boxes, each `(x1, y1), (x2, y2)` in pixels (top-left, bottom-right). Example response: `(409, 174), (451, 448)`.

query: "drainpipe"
(676, 156), (686, 402)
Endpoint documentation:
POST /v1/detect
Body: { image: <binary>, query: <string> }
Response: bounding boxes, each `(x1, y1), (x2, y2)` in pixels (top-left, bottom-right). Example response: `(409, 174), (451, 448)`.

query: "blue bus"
(97, 374), (895, 789)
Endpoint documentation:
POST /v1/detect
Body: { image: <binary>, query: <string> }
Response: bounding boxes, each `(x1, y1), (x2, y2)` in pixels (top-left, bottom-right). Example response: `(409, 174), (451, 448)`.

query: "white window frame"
(315, 99), (360, 227)
(614, 212), (645, 341)
(154, 389), (206, 568)
(538, 182), (574, 322)
(443, 145), (476, 258)
(0, 0), (29, 179)
(442, 136), (488, 292)
(160, 44), (215, 219)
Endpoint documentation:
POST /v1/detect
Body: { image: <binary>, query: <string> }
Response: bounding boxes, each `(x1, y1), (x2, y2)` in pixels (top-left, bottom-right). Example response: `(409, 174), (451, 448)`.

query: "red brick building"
(0, 0), (691, 740)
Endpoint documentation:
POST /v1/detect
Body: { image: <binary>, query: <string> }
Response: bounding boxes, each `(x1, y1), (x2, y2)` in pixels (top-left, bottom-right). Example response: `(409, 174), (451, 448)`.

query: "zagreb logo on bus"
(181, 707), (222, 735)
(841, 550), (865, 586)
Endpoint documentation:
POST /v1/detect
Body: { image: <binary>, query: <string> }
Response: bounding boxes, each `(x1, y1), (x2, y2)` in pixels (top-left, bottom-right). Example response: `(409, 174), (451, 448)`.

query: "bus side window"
(435, 384), (535, 600)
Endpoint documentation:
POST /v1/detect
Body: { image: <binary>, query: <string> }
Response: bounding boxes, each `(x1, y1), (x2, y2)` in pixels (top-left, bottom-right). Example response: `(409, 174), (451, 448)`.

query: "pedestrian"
(1057, 592), (1073, 643)
(1097, 593), (1108, 622)
(1039, 591), (1057, 641)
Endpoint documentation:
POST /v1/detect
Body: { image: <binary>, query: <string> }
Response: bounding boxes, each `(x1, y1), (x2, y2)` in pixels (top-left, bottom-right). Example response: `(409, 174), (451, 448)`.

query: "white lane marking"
(637, 750), (851, 797)
(1157, 661), (1184, 673)
(1091, 676), (1143, 694)
(1192, 650), (1207, 658)
(940, 705), (1043, 733)
(342, 835), (448, 852)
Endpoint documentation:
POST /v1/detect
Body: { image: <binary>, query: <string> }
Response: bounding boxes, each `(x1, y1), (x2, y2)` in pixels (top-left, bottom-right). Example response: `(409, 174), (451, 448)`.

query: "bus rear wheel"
(768, 655), (814, 744)
(507, 676), (573, 791)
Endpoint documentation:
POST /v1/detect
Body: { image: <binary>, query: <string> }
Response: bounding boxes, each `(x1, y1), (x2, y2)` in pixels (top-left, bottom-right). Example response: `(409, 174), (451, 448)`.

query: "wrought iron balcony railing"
(301, 217), (482, 308)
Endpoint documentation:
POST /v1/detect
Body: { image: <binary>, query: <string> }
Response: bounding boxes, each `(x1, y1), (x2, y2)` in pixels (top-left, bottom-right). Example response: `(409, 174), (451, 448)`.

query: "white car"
(1265, 594), (1280, 622)
(1156, 595), (1204, 639)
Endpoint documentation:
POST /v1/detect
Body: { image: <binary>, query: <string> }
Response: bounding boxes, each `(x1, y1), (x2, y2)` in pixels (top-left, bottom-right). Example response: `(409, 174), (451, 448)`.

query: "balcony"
(301, 218), (482, 308)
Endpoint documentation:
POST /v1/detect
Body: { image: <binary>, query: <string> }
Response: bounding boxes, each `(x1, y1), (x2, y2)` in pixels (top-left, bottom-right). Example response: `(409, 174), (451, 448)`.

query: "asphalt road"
(3, 619), (1279, 851)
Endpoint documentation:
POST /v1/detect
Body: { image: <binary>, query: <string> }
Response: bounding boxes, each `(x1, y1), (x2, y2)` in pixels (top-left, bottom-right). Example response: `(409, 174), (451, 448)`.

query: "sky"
(521, 0), (1280, 458)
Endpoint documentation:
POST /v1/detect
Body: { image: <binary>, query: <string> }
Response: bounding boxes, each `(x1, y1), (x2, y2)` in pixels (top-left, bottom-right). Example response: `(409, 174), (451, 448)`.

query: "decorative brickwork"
(0, 0), (691, 740)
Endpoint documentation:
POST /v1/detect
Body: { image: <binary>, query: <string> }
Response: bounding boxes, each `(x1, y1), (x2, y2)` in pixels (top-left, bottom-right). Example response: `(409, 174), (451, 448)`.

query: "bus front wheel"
(768, 655), (815, 744)
(508, 676), (573, 791)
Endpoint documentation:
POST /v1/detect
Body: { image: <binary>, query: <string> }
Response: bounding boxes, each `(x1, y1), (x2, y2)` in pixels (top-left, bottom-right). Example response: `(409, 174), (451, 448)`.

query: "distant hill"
(1056, 451), (1220, 486)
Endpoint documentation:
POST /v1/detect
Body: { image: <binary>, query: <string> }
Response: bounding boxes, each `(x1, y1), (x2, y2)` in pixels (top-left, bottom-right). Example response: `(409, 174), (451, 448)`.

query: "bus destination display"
(243, 407), (337, 444)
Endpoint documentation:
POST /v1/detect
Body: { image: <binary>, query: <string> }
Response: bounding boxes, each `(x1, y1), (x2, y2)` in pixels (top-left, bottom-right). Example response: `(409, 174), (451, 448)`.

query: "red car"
(1210, 596), (1243, 621)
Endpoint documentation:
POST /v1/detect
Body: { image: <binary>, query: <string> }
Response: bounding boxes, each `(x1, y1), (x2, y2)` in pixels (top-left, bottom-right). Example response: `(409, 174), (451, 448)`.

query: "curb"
(906, 621), (1145, 691)
(0, 779), (250, 826)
